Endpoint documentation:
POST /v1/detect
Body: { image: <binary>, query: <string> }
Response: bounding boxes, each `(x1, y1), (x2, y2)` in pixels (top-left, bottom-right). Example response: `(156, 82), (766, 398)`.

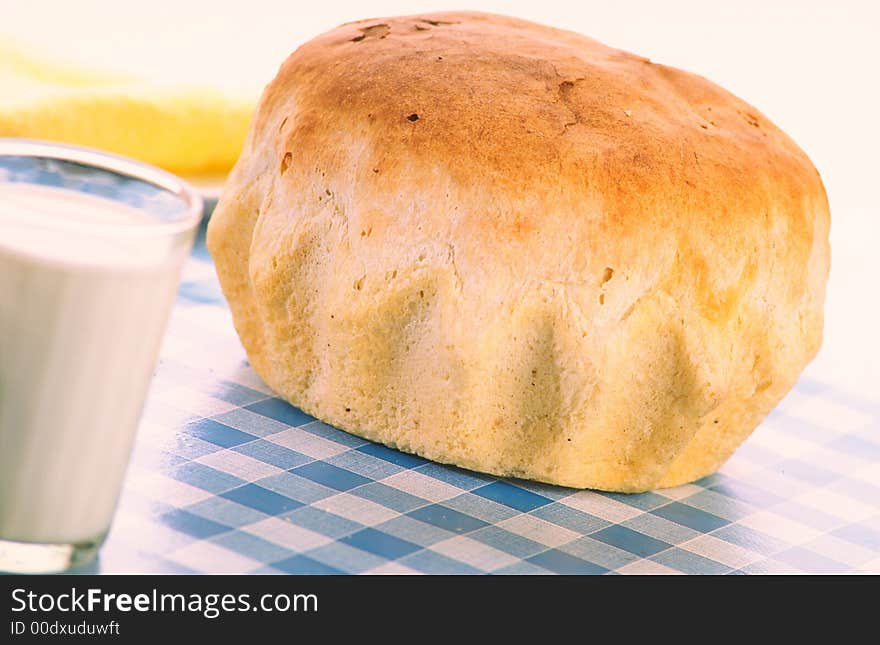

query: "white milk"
(0, 183), (193, 544)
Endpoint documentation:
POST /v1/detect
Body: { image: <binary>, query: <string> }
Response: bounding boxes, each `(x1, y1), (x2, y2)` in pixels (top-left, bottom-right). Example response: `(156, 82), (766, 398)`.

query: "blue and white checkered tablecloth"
(86, 222), (880, 575)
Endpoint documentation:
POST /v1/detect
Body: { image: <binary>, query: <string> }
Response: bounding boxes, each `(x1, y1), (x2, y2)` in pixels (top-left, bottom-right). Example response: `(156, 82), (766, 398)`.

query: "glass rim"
(0, 137), (204, 237)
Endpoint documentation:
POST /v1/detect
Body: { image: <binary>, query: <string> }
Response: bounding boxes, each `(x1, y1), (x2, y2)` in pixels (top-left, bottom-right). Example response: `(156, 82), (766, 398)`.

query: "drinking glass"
(0, 139), (203, 572)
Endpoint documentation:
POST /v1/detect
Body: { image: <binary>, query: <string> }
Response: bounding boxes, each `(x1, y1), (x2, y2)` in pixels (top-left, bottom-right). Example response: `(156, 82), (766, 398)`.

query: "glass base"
(0, 535), (104, 574)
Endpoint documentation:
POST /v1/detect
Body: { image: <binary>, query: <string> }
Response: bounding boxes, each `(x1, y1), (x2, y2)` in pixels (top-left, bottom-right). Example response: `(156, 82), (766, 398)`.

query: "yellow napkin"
(0, 42), (256, 176)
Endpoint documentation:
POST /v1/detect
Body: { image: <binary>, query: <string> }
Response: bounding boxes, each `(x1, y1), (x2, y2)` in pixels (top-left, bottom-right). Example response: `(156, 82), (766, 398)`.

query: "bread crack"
(556, 78), (587, 133)
(447, 242), (464, 291)
(351, 24), (390, 42)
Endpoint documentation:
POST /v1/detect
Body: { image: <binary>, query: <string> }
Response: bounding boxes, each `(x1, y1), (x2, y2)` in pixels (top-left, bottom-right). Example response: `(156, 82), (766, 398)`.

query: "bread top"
(244, 11), (826, 288)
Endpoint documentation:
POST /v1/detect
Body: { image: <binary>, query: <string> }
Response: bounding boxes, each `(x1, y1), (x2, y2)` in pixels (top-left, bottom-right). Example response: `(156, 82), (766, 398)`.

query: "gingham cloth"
(90, 222), (880, 575)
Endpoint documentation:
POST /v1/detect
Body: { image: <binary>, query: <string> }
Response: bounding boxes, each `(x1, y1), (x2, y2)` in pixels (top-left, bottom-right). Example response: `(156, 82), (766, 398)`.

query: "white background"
(3, 0), (878, 395)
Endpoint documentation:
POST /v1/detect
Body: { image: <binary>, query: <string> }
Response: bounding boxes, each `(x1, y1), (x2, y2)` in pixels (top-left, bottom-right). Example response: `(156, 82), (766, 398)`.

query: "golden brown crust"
(207, 11), (830, 491)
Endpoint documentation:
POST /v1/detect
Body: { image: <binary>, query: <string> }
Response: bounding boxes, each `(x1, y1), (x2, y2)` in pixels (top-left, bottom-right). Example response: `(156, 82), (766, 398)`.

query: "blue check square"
(651, 502), (729, 532)
(182, 419), (255, 448)
(358, 442), (428, 469)
(221, 484), (303, 515)
(408, 504), (489, 533)
(245, 398), (316, 427)
(527, 549), (608, 575)
(472, 481), (552, 512)
(271, 554), (344, 575)
(340, 528), (421, 560)
(292, 461), (371, 491)
(159, 509), (230, 539)
(592, 525), (671, 557)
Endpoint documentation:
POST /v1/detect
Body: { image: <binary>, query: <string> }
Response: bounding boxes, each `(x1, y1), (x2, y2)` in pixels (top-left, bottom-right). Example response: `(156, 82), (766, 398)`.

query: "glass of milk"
(0, 139), (203, 573)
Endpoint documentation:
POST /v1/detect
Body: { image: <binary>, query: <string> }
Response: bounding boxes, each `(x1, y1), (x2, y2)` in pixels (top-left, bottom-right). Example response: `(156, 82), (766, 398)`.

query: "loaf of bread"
(207, 12), (830, 491)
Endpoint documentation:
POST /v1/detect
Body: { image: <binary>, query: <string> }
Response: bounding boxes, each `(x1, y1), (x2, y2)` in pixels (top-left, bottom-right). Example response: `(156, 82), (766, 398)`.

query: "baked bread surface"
(207, 11), (830, 491)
